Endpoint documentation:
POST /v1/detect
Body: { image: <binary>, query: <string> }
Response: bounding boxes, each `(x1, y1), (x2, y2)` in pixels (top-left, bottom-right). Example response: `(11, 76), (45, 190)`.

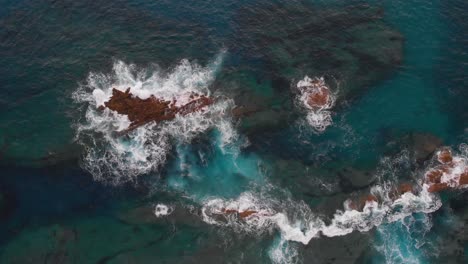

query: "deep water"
(0, 0), (467, 263)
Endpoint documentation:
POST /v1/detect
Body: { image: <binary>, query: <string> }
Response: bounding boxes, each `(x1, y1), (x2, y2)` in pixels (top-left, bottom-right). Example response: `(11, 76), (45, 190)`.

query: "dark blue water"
(0, 0), (467, 263)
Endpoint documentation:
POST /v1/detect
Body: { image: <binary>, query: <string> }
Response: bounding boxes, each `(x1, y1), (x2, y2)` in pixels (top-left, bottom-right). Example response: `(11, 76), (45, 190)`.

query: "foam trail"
(72, 51), (234, 184)
(201, 189), (441, 245)
(201, 145), (468, 263)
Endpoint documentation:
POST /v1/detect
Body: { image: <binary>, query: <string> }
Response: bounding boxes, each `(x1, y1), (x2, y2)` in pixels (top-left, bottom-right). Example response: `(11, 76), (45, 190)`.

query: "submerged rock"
(218, 2), (404, 135)
(231, 2), (403, 101)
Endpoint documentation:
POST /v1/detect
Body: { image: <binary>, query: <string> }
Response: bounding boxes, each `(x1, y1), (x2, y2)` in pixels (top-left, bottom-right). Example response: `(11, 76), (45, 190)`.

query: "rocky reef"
(424, 149), (468, 193)
(232, 3), (403, 95)
(221, 2), (404, 134)
(101, 88), (214, 133)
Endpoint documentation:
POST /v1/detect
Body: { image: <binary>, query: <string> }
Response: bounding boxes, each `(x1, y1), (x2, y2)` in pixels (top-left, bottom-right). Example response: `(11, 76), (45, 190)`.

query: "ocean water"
(0, 0), (467, 263)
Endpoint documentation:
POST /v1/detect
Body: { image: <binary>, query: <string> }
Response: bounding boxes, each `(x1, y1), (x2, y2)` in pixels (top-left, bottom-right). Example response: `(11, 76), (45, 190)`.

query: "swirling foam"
(201, 188), (440, 244)
(73, 52), (237, 184)
(198, 146), (468, 262)
(295, 76), (336, 133)
(154, 204), (174, 218)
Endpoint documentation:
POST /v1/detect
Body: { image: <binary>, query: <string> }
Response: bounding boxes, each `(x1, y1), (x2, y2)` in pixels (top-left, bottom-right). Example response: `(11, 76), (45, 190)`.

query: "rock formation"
(221, 208), (259, 219)
(297, 76), (332, 109)
(347, 147), (468, 212)
(100, 88), (214, 133)
(424, 149), (468, 193)
(231, 3), (403, 100)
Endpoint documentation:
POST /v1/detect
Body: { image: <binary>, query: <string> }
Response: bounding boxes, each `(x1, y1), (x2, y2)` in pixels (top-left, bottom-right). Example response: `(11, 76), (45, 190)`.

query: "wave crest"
(295, 76), (336, 132)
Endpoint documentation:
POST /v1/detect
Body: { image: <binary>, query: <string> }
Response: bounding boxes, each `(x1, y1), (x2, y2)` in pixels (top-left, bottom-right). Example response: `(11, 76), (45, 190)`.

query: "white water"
(434, 145), (468, 188)
(199, 146), (468, 262)
(154, 204), (174, 218)
(201, 188), (441, 244)
(295, 76), (336, 133)
(72, 51), (238, 184)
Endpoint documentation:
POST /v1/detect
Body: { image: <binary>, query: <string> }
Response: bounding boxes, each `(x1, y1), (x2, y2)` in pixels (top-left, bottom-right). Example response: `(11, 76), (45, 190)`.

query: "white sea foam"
(73, 51), (237, 183)
(201, 187), (441, 247)
(438, 148), (468, 188)
(295, 76), (336, 132)
(268, 236), (299, 264)
(374, 215), (430, 264)
(154, 204), (174, 218)
(199, 146), (468, 253)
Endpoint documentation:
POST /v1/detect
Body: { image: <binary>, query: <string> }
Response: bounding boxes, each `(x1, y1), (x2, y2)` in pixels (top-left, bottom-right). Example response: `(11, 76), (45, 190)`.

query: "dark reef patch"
(218, 2), (403, 134)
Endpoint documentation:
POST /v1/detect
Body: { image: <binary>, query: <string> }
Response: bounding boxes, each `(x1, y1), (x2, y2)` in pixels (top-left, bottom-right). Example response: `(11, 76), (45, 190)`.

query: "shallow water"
(0, 0), (467, 263)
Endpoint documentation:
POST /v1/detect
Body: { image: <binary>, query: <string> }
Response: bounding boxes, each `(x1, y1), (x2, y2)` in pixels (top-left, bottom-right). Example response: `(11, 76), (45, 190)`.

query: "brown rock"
(307, 86), (330, 108)
(425, 169), (443, 184)
(437, 149), (453, 164)
(428, 183), (450, 193)
(459, 171), (468, 185)
(239, 210), (258, 218)
(365, 194), (378, 203)
(221, 208), (258, 219)
(102, 88), (213, 132)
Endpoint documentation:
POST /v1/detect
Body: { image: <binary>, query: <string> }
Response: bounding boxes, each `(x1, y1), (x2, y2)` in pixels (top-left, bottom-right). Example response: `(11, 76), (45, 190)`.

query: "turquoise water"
(0, 0), (467, 263)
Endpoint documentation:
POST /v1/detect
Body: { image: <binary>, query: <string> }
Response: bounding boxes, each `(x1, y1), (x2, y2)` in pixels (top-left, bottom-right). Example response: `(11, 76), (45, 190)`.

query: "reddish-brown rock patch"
(437, 149), (453, 164)
(307, 86), (331, 108)
(221, 208), (258, 219)
(100, 88), (214, 132)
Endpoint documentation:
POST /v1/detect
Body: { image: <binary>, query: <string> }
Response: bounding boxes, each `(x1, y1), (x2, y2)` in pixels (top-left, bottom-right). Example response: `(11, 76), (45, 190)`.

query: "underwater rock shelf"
(233, 3), (404, 94)
(100, 88), (214, 133)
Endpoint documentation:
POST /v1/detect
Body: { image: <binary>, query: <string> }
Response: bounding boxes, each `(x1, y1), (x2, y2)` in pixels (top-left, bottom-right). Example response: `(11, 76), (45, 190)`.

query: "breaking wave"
(154, 204), (174, 218)
(295, 76), (336, 133)
(201, 189), (440, 244)
(200, 145), (468, 262)
(72, 51), (238, 184)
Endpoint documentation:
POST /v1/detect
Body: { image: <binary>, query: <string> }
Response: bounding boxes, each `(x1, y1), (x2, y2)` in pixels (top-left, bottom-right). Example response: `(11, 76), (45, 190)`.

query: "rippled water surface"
(0, 0), (467, 263)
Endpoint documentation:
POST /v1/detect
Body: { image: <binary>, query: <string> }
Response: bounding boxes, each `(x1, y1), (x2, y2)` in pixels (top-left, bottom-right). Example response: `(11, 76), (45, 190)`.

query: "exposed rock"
(101, 88), (214, 133)
(425, 148), (468, 193)
(221, 208), (260, 219)
(307, 87), (331, 109)
(296, 76), (332, 109)
(437, 149), (453, 164)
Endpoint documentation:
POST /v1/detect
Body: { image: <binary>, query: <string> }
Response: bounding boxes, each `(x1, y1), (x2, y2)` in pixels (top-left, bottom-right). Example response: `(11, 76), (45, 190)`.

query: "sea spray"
(154, 204), (174, 218)
(73, 51), (236, 183)
(295, 76), (337, 133)
(200, 145), (468, 262)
